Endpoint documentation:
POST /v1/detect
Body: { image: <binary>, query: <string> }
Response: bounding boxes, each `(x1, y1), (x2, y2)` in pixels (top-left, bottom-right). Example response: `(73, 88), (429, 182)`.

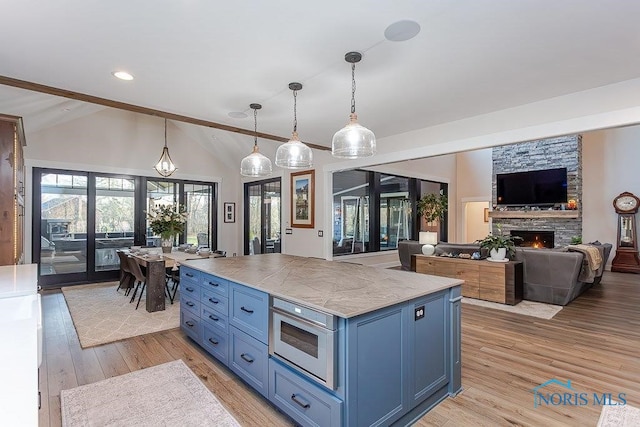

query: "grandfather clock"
(611, 192), (640, 274)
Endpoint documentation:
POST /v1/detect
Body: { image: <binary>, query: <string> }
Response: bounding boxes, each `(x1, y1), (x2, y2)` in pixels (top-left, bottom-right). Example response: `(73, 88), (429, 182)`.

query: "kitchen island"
(180, 254), (462, 426)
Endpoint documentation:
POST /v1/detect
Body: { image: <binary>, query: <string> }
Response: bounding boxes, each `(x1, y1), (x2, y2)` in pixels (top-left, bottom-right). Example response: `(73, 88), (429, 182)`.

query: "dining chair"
(116, 250), (134, 295)
(127, 257), (148, 310)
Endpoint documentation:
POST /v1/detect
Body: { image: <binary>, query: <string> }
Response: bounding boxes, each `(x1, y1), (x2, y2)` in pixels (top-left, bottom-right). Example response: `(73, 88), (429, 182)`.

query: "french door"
(244, 178), (281, 255)
(34, 168), (216, 287)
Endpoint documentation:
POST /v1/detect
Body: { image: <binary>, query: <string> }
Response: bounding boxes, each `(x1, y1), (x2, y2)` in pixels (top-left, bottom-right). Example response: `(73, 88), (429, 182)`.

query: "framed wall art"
(224, 202), (235, 223)
(291, 170), (315, 228)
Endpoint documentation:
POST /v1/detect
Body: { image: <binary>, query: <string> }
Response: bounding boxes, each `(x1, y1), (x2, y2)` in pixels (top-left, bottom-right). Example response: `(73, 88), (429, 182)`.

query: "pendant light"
(275, 82), (313, 169)
(331, 51), (376, 159)
(240, 103), (273, 177)
(154, 118), (177, 177)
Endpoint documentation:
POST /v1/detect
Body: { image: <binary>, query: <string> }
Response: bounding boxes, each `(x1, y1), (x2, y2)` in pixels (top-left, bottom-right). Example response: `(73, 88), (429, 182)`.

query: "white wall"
(23, 108), (242, 261)
(582, 128), (640, 266)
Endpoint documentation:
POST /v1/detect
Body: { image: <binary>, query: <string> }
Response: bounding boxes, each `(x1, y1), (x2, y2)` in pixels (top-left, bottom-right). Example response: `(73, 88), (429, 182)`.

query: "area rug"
(61, 359), (240, 427)
(462, 297), (562, 319)
(61, 282), (179, 348)
(597, 403), (640, 427)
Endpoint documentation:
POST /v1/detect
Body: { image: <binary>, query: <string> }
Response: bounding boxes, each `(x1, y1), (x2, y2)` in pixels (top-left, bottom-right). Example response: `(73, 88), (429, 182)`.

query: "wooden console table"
(411, 254), (523, 305)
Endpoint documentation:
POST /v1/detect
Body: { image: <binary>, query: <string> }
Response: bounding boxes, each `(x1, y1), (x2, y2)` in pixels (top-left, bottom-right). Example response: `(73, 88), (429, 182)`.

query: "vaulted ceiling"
(2, 1), (640, 162)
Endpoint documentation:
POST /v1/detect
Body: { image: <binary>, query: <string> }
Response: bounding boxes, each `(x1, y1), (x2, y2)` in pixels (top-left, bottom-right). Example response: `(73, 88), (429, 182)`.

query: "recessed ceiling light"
(112, 71), (134, 81)
(228, 111), (248, 119)
(384, 20), (421, 42)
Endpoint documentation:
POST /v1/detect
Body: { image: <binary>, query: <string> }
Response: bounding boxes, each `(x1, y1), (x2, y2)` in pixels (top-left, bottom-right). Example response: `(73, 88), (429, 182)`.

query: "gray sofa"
(513, 243), (612, 305)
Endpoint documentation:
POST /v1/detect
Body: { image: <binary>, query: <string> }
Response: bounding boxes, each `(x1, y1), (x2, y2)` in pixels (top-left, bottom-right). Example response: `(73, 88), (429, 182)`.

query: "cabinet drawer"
(230, 283), (269, 344)
(461, 282), (480, 299)
(202, 306), (229, 332)
(202, 324), (229, 366)
(230, 326), (269, 398)
(269, 359), (342, 427)
(479, 265), (505, 285)
(434, 263), (457, 277)
(180, 267), (201, 285)
(201, 288), (228, 315)
(201, 274), (229, 297)
(180, 281), (201, 300)
(180, 310), (201, 343)
(181, 293), (201, 317)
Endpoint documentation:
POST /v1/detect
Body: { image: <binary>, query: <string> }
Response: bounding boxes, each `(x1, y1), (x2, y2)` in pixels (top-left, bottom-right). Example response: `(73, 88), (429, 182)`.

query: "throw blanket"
(567, 244), (603, 282)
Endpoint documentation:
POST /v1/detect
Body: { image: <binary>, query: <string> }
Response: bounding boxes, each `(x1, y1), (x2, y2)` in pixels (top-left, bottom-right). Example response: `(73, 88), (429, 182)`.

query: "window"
(332, 170), (447, 256)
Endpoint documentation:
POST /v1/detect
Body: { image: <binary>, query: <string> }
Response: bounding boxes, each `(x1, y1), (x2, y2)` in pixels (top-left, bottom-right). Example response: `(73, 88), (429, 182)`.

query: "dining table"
(129, 249), (222, 312)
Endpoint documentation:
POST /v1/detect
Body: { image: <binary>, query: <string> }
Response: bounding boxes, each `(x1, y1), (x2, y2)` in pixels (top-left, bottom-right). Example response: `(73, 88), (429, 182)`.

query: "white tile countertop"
(0, 264), (39, 426)
(181, 254), (462, 318)
(0, 263), (38, 299)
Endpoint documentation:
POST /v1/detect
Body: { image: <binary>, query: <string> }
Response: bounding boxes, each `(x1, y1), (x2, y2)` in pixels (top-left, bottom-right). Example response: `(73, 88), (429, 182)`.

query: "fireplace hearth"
(511, 230), (554, 249)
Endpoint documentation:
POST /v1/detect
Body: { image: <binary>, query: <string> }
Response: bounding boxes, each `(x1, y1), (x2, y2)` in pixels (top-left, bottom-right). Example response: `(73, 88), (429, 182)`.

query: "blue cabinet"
(179, 264), (462, 427)
(230, 326), (269, 398)
(269, 359), (343, 427)
(229, 283), (269, 344)
(343, 289), (457, 426)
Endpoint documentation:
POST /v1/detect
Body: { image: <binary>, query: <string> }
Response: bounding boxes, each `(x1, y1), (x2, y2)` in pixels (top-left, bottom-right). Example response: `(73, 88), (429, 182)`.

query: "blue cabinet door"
(229, 326), (269, 398)
(346, 305), (405, 426)
(408, 292), (448, 405)
(229, 283), (269, 344)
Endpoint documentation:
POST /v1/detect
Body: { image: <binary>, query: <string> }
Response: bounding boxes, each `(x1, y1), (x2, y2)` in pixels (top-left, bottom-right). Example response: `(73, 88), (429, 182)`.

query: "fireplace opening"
(510, 230), (554, 249)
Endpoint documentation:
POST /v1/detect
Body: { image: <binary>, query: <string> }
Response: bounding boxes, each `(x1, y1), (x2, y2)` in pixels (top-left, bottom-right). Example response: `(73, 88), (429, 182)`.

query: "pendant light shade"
(240, 103), (273, 177)
(275, 82), (313, 169)
(332, 51), (376, 159)
(154, 119), (177, 177)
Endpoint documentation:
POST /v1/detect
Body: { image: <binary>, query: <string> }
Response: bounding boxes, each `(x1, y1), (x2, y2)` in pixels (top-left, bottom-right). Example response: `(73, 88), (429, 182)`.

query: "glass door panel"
(184, 183), (212, 247)
(245, 179), (281, 255)
(95, 176), (135, 271)
(146, 180), (177, 247)
(40, 173), (88, 280)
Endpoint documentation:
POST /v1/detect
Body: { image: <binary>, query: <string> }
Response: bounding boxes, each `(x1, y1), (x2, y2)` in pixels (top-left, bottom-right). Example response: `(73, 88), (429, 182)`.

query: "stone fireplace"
(511, 230), (554, 249)
(491, 135), (582, 247)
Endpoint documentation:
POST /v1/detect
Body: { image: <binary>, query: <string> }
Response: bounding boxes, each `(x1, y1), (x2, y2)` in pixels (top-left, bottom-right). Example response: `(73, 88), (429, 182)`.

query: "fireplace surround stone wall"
(492, 135), (582, 247)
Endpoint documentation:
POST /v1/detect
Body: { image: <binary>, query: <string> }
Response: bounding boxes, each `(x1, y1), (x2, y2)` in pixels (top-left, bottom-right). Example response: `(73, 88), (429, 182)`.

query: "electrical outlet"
(414, 305), (425, 321)
(285, 228), (292, 235)
(318, 230), (323, 237)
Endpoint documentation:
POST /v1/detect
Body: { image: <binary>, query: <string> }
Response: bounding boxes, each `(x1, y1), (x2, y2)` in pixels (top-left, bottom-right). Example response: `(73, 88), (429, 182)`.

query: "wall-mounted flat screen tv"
(496, 167), (568, 206)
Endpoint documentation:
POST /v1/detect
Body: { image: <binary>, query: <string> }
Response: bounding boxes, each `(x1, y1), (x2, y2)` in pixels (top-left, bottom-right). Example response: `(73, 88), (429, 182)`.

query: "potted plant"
(146, 204), (188, 253)
(417, 193), (448, 225)
(476, 225), (522, 261)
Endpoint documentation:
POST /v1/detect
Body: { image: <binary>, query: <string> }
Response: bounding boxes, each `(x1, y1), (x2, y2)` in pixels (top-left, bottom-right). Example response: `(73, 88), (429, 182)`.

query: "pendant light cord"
(351, 62), (356, 114)
(164, 119), (168, 148)
(293, 89), (298, 132)
(253, 108), (258, 147)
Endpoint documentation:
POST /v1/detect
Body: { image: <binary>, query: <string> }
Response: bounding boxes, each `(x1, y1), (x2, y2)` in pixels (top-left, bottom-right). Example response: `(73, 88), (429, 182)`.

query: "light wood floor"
(39, 271), (640, 426)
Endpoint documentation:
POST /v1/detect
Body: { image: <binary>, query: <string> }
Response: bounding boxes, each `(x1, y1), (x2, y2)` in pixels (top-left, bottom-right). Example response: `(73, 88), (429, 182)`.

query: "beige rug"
(62, 282), (179, 348)
(462, 297), (563, 319)
(597, 403), (640, 427)
(61, 359), (240, 426)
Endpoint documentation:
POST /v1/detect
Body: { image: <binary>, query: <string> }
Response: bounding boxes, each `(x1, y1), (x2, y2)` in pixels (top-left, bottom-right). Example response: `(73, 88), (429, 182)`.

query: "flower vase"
(161, 237), (173, 253)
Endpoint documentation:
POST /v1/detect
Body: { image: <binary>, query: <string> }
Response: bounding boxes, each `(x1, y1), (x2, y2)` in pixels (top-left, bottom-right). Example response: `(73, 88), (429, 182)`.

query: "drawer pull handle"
(185, 321), (195, 327)
(240, 353), (254, 363)
(240, 306), (254, 314)
(186, 273), (194, 277)
(208, 338), (219, 345)
(291, 394), (310, 409)
(186, 287), (194, 292)
(186, 301), (195, 307)
(208, 314), (219, 321)
(208, 298), (219, 304)
(209, 281), (219, 287)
